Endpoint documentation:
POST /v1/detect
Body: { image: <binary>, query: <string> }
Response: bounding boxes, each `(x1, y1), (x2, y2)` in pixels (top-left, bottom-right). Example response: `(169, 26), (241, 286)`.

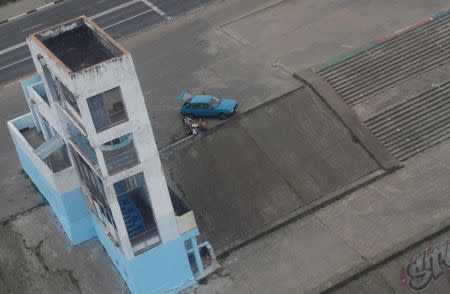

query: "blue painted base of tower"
(9, 112), (205, 294)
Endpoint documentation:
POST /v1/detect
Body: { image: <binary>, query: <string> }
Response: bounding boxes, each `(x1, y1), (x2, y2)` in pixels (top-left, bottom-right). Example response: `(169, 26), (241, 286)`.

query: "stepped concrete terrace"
(307, 9), (450, 162)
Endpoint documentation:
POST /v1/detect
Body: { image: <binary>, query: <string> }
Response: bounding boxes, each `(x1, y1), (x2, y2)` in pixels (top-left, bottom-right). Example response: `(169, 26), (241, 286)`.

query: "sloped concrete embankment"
(161, 85), (397, 255)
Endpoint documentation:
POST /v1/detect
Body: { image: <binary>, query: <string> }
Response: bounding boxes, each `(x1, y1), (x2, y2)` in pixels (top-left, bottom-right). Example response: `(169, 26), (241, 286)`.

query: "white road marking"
(3, 79), (21, 88)
(0, 0), (139, 56)
(22, 23), (42, 32)
(8, 13), (27, 21)
(0, 42), (27, 55)
(0, 56), (32, 70)
(189, 7), (202, 14)
(96, 0), (107, 3)
(36, 3), (57, 11)
(141, 0), (171, 20)
(90, 0), (140, 19)
(0, 0), (171, 72)
(103, 9), (153, 30)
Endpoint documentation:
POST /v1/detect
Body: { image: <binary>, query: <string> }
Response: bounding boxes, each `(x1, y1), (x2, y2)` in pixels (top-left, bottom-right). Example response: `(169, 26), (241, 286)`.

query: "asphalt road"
(0, 0), (211, 86)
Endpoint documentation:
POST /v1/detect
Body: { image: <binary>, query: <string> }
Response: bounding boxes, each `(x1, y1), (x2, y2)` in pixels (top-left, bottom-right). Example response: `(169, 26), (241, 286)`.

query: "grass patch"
(0, 0), (16, 7)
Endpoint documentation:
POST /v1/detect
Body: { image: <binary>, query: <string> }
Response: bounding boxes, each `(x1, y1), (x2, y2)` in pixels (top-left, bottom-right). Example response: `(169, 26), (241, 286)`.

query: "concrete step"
(323, 22), (450, 88)
(318, 14), (450, 77)
(117, 194), (149, 239)
(365, 81), (450, 161)
(371, 95), (450, 140)
(317, 13), (450, 106)
(365, 82), (450, 131)
(34, 134), (65, 160)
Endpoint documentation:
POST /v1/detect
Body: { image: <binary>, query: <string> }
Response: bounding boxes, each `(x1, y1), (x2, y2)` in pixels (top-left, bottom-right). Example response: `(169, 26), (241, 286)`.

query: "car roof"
(190, 95), (214, 104)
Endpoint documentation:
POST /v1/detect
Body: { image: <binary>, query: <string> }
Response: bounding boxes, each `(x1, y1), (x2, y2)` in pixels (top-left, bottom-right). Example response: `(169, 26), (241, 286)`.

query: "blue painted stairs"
(118, 194), (149, 239)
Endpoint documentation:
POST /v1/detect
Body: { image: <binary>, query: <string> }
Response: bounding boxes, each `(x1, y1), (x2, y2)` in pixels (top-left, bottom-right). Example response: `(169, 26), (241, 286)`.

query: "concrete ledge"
(217, 169), (387, 256)
(375, 17), (432, 43)
(294, 69), (402, 172)
(312, 40), (379, 73)
(317, 218), (450, 293)
(216, 0), (288, 46)
(312, 7), (449, 72)
(217, 0), (287, 29)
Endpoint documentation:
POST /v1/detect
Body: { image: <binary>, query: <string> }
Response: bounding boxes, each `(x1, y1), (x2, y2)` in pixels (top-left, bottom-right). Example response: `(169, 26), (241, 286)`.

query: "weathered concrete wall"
(8, 114), (95, 245)
(27, 31), (181, 255)
(91, 216), (197, 294)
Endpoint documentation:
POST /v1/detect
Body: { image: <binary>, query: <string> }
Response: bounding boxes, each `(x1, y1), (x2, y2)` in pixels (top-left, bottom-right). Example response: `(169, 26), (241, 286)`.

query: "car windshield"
(209, 97), (221, 108)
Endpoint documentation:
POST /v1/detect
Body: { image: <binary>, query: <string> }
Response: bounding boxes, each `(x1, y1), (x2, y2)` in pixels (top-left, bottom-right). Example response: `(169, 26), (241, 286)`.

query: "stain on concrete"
(0, 206), (129, 294)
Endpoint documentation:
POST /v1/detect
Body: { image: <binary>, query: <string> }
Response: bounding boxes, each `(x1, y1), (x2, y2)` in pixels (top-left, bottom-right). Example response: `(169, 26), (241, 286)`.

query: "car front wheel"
(218, 113), (229, 120)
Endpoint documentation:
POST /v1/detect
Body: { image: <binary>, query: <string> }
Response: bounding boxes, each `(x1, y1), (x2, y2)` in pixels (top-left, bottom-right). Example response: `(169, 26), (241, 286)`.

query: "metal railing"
(67, 123), (98, 165)
(103, 142), (139, 174)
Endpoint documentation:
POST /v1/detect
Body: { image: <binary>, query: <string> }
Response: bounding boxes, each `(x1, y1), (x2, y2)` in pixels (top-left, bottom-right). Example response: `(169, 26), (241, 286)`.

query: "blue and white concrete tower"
(8, 16), (217, 294)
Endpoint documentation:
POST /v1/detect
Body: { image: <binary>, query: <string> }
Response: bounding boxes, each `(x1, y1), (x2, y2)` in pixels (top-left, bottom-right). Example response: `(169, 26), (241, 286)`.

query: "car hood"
(216, 98), (237, 112)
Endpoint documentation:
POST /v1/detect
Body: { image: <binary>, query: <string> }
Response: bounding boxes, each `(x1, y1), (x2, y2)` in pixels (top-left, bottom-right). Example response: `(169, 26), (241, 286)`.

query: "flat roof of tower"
(30, 16), (127, 72)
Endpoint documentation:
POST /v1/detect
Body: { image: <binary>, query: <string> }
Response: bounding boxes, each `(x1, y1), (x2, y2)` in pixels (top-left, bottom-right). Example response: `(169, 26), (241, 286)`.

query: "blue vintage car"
(178, 90), (238, 119)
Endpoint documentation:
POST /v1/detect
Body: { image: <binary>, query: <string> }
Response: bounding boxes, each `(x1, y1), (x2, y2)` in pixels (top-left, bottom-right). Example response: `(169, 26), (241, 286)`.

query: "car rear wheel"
(218, 113), (229, 120)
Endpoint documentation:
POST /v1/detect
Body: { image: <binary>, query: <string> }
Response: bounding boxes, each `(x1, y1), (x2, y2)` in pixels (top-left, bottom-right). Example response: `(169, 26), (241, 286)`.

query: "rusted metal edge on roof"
(27, 16), (130, 76)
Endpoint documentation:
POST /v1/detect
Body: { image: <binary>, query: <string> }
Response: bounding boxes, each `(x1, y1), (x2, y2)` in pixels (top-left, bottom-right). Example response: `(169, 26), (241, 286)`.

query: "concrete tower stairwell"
(7, 16), (217, 294)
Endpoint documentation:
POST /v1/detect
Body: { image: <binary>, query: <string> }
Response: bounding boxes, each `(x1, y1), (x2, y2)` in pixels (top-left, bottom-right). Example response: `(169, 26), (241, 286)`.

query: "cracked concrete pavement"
(0, 84), (45, 222)
(331, 227), (450, 294)
(0, 205), (129, 294)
